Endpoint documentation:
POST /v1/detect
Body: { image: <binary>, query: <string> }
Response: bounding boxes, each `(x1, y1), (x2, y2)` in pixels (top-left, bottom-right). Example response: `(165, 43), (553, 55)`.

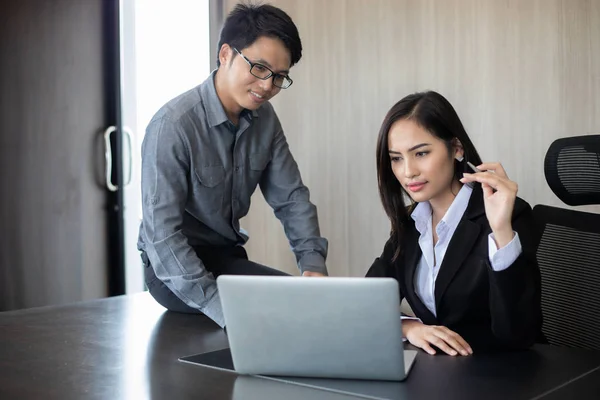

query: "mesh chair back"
(533, 205), (600, 350)
(533, 134), (600, 350)
(544, 135), (600, 206)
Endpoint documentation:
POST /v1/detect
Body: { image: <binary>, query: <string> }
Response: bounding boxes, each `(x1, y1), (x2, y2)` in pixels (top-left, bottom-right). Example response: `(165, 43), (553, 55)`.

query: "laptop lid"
(217, 275), (415, 381)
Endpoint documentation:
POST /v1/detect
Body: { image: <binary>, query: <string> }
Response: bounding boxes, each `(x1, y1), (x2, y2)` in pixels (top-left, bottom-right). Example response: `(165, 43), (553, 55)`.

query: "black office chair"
(532, 134), (600, 350)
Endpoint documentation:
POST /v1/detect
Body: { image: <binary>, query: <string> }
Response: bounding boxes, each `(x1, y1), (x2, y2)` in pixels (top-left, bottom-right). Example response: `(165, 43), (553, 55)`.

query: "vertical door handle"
(103, 126), (134, 191)
(103, 126), (118, 192)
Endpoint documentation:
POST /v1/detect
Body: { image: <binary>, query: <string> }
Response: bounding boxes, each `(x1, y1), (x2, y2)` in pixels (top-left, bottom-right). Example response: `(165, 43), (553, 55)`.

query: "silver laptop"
(217, 275), (417, 381)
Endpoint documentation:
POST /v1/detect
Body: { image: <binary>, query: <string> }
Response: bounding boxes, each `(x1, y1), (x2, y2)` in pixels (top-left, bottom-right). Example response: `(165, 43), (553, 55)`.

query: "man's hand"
(302, 271), (326, 277)
(403, 320), (473, 356)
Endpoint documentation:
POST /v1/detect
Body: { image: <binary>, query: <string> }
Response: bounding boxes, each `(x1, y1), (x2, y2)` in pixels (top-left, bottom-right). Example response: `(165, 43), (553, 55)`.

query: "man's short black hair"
(216, 3), (302, 68)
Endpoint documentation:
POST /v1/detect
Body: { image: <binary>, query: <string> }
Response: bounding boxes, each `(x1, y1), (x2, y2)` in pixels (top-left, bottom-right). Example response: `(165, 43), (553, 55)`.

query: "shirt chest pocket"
(194, 165), (225, 212)
(247, 152), (270, 190)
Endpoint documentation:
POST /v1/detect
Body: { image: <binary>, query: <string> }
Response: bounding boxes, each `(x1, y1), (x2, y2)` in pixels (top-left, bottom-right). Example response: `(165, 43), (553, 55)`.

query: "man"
(138, 3), (328, 328)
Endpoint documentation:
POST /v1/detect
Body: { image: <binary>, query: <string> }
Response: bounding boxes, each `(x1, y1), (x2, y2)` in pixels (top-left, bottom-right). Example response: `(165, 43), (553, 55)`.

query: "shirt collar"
(200, 69), (259, 128)
(411, 199), (432, 235)
(411, 184), (473, 235)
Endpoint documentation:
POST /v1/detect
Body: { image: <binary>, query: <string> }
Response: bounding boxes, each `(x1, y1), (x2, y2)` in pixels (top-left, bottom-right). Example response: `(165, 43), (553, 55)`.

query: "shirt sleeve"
(258, 126), (328, 275)
(488, 232), (522, 272)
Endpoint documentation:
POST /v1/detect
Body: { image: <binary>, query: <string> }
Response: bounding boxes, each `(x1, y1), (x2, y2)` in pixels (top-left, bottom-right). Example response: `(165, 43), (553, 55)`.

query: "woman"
(367, 91), (542, 355)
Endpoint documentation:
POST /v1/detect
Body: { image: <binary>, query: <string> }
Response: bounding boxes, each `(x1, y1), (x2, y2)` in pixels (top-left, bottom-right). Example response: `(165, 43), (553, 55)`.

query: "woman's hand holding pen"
(460, 161), (517, 248)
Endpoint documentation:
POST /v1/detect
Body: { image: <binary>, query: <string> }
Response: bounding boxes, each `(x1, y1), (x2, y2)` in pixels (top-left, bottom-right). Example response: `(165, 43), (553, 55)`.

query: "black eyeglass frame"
(233, 47), (293, 89)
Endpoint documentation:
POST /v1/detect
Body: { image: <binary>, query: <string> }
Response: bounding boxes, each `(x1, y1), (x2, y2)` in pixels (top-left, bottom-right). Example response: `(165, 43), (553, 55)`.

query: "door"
(0, 0), (125, 309)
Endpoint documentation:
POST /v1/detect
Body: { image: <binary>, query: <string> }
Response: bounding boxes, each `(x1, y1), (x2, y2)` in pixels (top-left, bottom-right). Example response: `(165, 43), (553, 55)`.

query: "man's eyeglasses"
(233, 48), (293, 89)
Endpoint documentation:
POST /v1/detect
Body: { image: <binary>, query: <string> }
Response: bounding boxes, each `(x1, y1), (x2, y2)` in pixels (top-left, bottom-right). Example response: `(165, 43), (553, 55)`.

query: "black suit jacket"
(366, 186), (543, 352)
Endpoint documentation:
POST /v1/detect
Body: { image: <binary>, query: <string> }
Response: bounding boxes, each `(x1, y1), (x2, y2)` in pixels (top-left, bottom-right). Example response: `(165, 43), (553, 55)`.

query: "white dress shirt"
(410, 184), (522, 317)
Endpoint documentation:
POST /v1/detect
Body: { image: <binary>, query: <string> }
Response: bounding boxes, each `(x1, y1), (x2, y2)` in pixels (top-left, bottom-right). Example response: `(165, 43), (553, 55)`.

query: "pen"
(466, 161), (498, 192)
(467, 161), (482, 173)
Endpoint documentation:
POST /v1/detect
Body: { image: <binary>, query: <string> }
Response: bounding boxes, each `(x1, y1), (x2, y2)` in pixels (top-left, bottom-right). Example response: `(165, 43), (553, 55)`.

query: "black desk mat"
(180, 348), (404, 400)
(180, 346), (600, 400)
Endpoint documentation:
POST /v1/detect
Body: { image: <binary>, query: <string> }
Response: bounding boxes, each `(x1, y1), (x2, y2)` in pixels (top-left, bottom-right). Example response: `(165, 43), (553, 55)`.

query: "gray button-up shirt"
(138, 71), (328, 327)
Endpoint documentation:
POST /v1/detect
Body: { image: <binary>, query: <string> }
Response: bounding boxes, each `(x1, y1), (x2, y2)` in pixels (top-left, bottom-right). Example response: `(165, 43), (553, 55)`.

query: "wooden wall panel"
(219, 0), (600, 276)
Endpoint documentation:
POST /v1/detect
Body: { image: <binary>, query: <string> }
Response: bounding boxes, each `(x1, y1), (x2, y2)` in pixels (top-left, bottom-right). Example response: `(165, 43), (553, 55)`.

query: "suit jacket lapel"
(403, 223), (438, 325)
(434, 184), (485, 309)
